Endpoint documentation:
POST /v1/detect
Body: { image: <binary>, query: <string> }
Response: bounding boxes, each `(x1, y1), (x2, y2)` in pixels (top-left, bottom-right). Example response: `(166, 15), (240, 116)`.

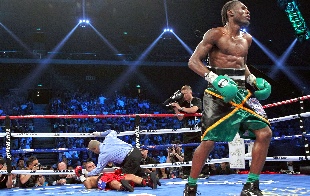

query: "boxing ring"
(0, 95), (310, 195)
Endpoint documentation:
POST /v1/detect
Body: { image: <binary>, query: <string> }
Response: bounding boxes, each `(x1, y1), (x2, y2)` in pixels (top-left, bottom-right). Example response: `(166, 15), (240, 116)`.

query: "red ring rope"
(0, 95), (308, 119)
(0, 113), (202, 120)
(262, 95), (310, 108)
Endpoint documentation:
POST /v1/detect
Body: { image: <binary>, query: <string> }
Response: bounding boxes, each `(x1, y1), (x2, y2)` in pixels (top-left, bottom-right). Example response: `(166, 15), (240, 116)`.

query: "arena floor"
(4, 174), (310, 196)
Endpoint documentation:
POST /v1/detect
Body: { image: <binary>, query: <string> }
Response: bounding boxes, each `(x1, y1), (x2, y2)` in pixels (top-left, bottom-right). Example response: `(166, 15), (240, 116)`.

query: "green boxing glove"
(247, 74), (271, 100)
(205, 71), (238, 102)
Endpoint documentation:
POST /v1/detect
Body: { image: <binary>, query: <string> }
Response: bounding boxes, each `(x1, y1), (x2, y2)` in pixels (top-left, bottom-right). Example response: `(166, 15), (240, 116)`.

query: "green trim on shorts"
(201, 88), (269, 142)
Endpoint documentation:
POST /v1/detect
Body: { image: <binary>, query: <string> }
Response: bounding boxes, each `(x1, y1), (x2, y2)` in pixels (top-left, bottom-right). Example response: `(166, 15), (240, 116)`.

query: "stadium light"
(79, 19), (90, 28)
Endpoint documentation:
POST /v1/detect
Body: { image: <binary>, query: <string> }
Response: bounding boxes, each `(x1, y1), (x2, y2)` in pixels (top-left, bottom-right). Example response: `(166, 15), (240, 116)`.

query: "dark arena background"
(0, 0), (310, 195)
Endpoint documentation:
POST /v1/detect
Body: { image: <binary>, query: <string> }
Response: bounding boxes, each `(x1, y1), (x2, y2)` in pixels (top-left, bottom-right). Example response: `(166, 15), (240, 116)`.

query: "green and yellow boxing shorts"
(201, 87), (270, 142)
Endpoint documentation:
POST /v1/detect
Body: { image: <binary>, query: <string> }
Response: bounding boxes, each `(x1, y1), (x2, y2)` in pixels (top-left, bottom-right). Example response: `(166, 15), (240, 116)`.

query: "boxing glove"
(75, 166), (88, 182)
(247, 74), (271, 100)
(205, 71), (238, 102)
(75, 166), (83, 177)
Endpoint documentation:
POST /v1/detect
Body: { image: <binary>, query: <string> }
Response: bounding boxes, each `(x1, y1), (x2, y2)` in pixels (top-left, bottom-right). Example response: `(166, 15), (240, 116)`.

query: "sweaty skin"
(187, 1), (272, 181)
(188, 2), (252, 78)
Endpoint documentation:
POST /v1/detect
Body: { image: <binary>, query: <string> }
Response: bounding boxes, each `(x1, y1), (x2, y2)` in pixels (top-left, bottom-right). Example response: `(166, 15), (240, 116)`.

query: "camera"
(35, 163), (41, 170)
(167, 146), (174, 157)
(163, 90), (184, 106)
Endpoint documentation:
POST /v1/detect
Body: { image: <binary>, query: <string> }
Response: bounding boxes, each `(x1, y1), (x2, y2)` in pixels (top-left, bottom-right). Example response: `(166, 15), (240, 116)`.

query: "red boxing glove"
(75, 166), (83, 177)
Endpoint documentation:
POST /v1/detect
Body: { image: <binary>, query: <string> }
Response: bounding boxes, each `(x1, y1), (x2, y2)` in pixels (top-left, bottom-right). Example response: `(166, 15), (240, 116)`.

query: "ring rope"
(0, 126), (308, 139)
(0, 111), (308, 127)
(262, 94), (310, 109)
(0, 95), (307, 120)
(268, 111), (310, 123)
(0, 155), (305, 174)
(0, 113), (201, 120)
(4, 148), (87, 154)
(139, 156), (307, 169)
(0, 167), (117, 175)
(0, 110), (308, 139)
(1, 133), (309, 154)
(0, 127), (201, 138)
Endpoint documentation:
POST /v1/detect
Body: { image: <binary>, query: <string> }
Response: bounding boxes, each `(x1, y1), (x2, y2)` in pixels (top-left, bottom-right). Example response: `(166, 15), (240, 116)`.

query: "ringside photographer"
(166, 141), (184, 178)
(167, 85), (207, 179)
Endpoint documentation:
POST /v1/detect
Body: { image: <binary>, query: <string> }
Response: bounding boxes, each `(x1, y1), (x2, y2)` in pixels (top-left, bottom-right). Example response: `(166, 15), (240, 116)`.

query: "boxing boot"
(183, 183), (198, 196)
(240, 180), (263, 196)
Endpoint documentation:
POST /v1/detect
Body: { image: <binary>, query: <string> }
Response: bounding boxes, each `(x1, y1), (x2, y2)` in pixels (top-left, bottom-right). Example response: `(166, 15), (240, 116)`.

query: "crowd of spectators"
(0, 89), (309, 177)
(0, 90), (34, 154)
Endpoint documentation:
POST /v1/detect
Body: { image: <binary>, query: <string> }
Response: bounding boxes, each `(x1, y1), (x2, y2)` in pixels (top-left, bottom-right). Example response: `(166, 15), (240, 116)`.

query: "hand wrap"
(246, 74), (271, 100)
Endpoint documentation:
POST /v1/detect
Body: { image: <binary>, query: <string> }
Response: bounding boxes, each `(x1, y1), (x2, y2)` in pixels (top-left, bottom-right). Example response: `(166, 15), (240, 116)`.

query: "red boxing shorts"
(97, 172), (126, 190)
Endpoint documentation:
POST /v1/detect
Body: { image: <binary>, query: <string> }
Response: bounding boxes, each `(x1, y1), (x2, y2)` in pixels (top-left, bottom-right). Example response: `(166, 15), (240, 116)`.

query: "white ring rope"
(139, 156), (307, 169)
(1, 129), (309, 140)
(268, 112), (310, 123)
(0, 167), (117, 175)
(0, 128), (200, 138)
(0, 112), (309, 138)
(1, 133), (309, 154)
(0, 156), (305, 174)
(272, 134), (310, 140)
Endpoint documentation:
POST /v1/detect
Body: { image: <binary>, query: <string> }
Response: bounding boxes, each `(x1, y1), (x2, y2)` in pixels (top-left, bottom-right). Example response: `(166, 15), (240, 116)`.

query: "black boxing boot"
(240, 180), (263, 196)
(183, 183), (198, 196)
(146, 172), (157, 189)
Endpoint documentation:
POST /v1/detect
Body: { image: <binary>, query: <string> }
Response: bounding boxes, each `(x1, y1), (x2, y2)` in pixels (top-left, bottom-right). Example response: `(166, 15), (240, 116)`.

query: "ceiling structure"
(0, 0), (309, 63)
(0, 0), (309, 102)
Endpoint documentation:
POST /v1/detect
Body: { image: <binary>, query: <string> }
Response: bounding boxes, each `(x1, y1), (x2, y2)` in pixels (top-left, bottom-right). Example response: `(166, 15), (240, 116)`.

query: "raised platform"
(4, 174), (310, 195)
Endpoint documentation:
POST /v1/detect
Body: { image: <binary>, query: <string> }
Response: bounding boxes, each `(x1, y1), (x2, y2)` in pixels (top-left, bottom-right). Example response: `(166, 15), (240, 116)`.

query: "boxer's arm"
(244, 64), (251, 79)
(188, 29), (219, 77)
